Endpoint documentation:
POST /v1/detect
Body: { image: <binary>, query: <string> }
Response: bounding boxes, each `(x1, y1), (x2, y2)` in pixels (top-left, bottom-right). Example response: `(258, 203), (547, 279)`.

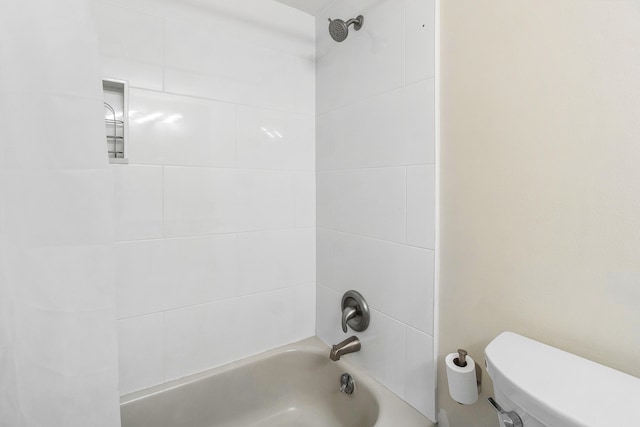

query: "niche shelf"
(103, 78), (129, 164)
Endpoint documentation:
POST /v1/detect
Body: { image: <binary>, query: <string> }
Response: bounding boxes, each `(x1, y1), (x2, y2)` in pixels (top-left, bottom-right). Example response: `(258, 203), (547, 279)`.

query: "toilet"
(485, 332), (640, 426)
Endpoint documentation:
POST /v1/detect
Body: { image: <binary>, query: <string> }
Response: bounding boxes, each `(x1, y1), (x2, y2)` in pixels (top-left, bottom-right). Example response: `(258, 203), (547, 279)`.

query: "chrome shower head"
(328, 15), (364, 42)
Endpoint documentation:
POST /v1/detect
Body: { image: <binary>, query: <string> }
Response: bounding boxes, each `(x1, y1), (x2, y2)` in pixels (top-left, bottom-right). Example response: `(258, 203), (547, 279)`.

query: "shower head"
(328, 15), (364, 42)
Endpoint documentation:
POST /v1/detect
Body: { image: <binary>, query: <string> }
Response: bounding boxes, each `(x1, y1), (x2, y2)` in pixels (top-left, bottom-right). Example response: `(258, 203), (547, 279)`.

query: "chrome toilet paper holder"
(455, 348), (482, 391)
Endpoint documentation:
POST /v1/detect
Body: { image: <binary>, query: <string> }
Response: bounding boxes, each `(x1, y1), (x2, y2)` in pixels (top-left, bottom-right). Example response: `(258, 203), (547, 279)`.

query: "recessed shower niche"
(103, 78), (128, 163)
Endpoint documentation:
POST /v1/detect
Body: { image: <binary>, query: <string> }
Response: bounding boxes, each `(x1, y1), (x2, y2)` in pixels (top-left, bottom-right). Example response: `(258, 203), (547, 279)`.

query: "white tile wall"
(115, 235), (239, 319)
(316, 0), (406, 114)
(91, 2), (163, 90)
(117, 313), (164, 395)
(316, 0), (436, 421)
(237, 228), (315, 295)
(406, 0), (436, 84)
(321, 230), (435, 334)
(128, 89), (236, 167)
(164, 18), (315, 114)
(111, 164), (163, 241)
(92, 0), (317, 396)
(407, 164), (436, 249)
(164, 288), (296, 381)
(95, 0), (436, 419)
(317, 79), (435, 171)
(317, 167), (406, 242)
(163, 167), (298, 237)
(237, 106), (315, 170)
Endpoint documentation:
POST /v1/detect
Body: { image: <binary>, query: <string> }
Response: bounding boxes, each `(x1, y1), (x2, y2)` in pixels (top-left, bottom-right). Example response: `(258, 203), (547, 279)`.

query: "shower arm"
(327, 17), (364, 30)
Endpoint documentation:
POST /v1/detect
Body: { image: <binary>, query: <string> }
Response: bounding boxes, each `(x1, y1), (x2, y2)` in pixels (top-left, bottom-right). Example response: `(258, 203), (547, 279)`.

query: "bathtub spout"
(330, 336), (361, 361)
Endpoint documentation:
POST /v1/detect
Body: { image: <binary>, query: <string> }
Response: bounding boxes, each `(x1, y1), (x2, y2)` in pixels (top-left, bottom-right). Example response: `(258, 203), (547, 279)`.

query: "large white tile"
(164, 289), (295, 381)
(407, 165), (436, 249)
(115, 235), (238, 319)
(405, 0), (436, 84)
(324, 230), (435, 334)
(316, 228), (331, 286)
(163, 167), (297, 237)
(111, 164), (163, 241)
(13, 244), (114, 312)
(316, 0), (406, 113)
(293, 171), (316, 227)
(316, 284), (344, 346)
(128, 89), (236, 167)
(317, 168), (406, 242)
(164, 19), (314, 114)
(117, 314), (164, 395)
(405, 327), (436, 420)
(350, 309), (407, 398)
(317, 80), (435, 170)
(237, 228), (315, 295)
(161, 0), (239, 35)
(237, 106), (314, 170)
(5, 170), (113, 247)
(237, 0), (315, 60)
(293, 283), (316, 340)
(91, 2), (163, 90)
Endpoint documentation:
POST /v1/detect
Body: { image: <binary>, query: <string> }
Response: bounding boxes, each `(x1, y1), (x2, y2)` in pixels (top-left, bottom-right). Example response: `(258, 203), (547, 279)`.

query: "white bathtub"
(120, 337), (434, 427)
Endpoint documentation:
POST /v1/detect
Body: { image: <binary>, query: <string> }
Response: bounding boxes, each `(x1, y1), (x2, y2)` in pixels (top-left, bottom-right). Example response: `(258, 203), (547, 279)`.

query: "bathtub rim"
(120, 336), (434, 426)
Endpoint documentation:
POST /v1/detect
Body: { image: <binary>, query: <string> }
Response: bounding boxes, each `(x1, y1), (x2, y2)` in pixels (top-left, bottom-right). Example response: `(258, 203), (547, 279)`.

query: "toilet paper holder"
(455, 348), (482, 391)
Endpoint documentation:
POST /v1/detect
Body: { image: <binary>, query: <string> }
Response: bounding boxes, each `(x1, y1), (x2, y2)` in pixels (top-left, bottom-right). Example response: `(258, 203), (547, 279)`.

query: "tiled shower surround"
(315, 0), (436, 420)
(92, 0), (316, 395)
(92, 0), (436, 422)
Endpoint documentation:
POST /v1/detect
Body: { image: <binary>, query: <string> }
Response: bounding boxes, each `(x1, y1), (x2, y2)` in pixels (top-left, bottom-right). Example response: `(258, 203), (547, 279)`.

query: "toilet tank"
(485, 332), (640, 427)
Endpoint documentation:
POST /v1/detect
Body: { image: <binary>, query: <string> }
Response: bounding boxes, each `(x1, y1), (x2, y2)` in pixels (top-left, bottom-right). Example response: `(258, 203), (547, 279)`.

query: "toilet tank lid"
(485, 332), (640, 427)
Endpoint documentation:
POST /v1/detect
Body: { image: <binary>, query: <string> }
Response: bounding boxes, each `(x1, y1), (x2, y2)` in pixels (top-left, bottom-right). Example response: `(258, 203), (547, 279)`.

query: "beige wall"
(439, 1), (640, 425)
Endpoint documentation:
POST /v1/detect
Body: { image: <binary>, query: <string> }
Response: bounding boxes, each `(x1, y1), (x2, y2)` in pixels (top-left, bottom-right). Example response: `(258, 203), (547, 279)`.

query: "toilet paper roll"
(446, 352), (478, 404)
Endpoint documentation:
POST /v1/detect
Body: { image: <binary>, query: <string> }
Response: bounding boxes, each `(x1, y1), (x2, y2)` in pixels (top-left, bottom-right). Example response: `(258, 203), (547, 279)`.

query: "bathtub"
(120, 337), (434, 427)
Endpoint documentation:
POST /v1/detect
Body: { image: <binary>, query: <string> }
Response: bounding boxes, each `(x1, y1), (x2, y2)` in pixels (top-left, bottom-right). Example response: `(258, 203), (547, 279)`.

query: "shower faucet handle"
(341, 306), (358, 333)
(340, 290), (370, 333)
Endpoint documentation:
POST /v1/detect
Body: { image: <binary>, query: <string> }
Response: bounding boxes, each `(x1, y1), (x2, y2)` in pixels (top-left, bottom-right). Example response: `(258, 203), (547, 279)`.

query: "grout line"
(118, 282), (315, 321)
(161, 18), (166, 92)
(404, 166), (408, 244)
(128, 163), (314, 172)
(127, 87), (315, 118)
(234, 104), (239, 167)
(403, 0), (408, 88)
(161, 165), (165, 238)
(315, 76), (436, 118)
(317, 163), (435, 173)
(316, 226), (435, 252)
(114, 226), (316, 244)
(162, 311), (167, 382)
